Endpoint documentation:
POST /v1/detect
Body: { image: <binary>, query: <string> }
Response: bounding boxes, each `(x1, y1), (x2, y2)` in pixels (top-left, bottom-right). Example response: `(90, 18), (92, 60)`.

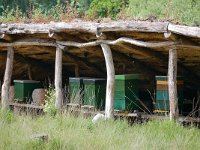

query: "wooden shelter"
(0, 20), (200, 119)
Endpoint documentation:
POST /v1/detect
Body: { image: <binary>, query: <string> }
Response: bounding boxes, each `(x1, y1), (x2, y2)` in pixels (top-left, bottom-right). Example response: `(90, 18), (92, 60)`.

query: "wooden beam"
(0, 51), (78, 78)
(101, 44), (115, 119)
(164, 32), (200, 50)
(58, 37), (176, 48)
(0, 37), (197, 49)
(1, 21), (200, 39)
(168, 48), (179, 121)
(0, 39), (56, 47)
(55, 46), (63, 110)
(130, 45), (200, 87)
(63, 51), (106, 75)
(113, 49), (163, 75)
(98, 21), (169, 33)
(1, 46), (14, 109)
(0, 22), (97, 34)
(0, 33), (13, 41)
(27, 64), (33, 80)
(168, 23), (200, 38)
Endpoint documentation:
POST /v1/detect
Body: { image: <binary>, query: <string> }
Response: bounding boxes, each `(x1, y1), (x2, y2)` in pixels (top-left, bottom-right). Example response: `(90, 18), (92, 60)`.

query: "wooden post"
(168, 48), (179, 120)
(100, 44), (115, 119)
(1, 46), (14, 109)
(27, 64), (32, 80)
(55, 46), (63, 110)
(75, 64), (79, 77)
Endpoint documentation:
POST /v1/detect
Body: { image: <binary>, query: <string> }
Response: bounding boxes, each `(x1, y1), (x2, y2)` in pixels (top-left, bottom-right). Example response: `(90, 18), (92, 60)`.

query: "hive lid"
(115, 74), (139, 80)
(14, 80), (40, 83)
(69, 77), (90, 82)
(155, 76), (184, 80)
(83, 78), (106, 84)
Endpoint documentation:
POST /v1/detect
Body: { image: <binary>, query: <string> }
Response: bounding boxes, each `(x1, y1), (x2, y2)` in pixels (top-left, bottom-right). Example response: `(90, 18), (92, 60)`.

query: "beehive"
(14, 80), (40, 102)
(83, 78), (106, 110)
(114, 74), (140, 112)
(69, 77), (87, 104)
(155, 76), (184, 112)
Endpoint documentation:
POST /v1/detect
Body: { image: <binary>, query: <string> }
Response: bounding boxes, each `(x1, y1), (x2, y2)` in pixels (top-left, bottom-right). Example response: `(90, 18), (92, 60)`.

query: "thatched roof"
(0, 20), (200, 89)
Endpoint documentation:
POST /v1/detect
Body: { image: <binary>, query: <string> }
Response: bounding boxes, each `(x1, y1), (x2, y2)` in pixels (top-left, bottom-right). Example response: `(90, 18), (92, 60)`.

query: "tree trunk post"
(100, 44), (115, 119)
(55, 46), (63, 110)
(168, 48), (179, 121)
(1, 46), (14, 110)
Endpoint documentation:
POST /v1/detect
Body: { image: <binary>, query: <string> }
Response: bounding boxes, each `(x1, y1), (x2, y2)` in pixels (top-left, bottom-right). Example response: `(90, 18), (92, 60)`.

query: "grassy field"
(0, 110), (199, 150)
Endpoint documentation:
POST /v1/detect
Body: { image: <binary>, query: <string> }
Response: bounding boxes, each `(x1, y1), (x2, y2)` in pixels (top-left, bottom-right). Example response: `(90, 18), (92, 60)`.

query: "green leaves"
(87, 0), (122, 19)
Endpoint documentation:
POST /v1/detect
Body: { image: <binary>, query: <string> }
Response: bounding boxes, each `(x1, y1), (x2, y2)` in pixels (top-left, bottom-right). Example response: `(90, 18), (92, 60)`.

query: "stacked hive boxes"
(69, 77), (87, 105)
(114, 74), (140, 112)
(83, 78), (106, 110)
(69, 75), (140, 112)
(155, 76), (184, 112)
(69, 78), (106, 110)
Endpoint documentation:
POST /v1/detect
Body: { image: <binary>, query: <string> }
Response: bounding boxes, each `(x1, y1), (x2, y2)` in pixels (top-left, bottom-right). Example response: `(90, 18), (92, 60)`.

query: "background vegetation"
(0, 110), (200, 150)
(0, 0), (199, 25)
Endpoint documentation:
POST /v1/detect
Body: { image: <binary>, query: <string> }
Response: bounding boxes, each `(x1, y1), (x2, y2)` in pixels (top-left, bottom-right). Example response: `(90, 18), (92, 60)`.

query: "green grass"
(0, 110), (199, 150)
(126, 0), (200, 26)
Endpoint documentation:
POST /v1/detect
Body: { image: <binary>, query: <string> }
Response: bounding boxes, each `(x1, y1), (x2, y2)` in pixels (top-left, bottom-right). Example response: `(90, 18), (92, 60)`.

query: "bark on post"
(55, 46), (63, 110)
(100, 44), (115, 119)
(1, 46), (14, 109)
(168, 48), (179, 121)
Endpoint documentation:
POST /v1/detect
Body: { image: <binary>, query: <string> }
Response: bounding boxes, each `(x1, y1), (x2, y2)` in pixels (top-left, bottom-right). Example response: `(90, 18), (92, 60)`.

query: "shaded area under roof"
(0, 20), (200, 89)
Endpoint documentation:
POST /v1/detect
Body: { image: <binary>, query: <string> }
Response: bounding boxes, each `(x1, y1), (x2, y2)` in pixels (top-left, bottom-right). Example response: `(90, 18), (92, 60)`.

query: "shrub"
(87, 0), (122, 19)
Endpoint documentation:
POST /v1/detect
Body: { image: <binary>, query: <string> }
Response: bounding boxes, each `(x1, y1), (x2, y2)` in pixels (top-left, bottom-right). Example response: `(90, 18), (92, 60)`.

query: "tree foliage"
(87, 0), (122, 18)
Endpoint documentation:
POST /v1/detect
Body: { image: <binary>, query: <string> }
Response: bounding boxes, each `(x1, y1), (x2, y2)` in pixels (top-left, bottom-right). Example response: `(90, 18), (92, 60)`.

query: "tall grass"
(0, 110), (199, 150)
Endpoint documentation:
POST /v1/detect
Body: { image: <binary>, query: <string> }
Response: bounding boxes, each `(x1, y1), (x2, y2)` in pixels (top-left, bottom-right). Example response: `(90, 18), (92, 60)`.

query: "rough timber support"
(55, 46), (63, 110)
(1, 46), (14, 109)
(168, 48), (179, 121)
(101, 44), (115, 119)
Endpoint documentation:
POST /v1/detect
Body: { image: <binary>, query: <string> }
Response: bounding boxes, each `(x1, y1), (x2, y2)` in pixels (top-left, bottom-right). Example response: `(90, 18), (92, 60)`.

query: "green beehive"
(14, 80), (40, 102)
(83, 78), (106, 110)
(69, 77), (88, 104)
(114, 74), (140, 112)
(155, 76), (184, 112)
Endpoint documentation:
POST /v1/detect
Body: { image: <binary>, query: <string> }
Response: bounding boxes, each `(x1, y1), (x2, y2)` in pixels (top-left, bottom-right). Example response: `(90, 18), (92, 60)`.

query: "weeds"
(43, 84), (56, 116)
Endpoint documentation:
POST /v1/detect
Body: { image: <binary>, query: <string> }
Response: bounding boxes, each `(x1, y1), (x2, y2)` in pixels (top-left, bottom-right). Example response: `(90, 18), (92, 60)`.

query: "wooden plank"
(1, 46), (14, 109)
(9, 103), (44, 109)
(168, 48), (179, 121)
(101, 44), (115, 119)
